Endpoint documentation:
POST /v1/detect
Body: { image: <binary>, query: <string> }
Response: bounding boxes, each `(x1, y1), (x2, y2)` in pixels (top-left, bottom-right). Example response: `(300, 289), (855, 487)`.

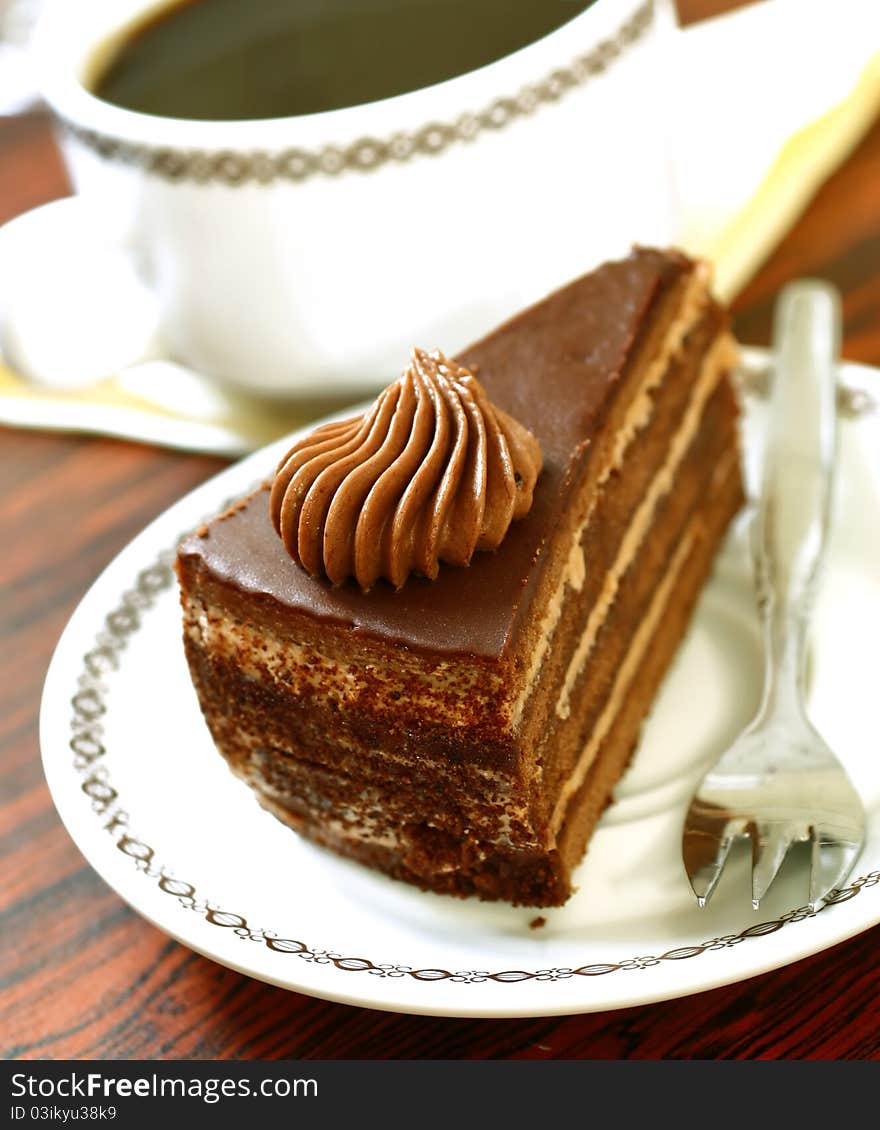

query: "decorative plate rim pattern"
(58, 1), (653, 186)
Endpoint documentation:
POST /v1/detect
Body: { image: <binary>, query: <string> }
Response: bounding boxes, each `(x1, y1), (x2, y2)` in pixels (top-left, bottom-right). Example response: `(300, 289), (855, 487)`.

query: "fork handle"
(753, 281), (840, 715)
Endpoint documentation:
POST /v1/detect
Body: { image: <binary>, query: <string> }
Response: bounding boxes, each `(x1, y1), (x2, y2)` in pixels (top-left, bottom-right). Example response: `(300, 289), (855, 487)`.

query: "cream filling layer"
(187, 604), (499, 713)
(548, 445), (741, 840)
(555, 331), (737, 721)
(257, 791), (402, 851)
(509, 268), (715, 728)
(549, 525), (698, 839)
(240, 734), (535, 848)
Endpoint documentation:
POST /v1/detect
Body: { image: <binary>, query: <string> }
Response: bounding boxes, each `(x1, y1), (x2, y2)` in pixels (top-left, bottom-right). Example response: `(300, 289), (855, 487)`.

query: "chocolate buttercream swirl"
(270, 348), (543, 590)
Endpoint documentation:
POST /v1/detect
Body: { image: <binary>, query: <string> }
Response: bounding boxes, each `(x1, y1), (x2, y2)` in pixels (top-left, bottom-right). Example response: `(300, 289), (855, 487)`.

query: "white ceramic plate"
(40, 348), (880, 1018)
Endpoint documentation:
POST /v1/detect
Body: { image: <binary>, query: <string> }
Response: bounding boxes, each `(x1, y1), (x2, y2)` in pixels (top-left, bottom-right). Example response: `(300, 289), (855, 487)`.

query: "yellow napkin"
(0, 358), (314, 456)
(673, 0), (880, 300)
(2, 0), (879, 457)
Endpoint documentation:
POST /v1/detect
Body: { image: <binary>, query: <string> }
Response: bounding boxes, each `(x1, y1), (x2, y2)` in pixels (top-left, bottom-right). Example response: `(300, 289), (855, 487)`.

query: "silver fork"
(681, 280), (865, 911)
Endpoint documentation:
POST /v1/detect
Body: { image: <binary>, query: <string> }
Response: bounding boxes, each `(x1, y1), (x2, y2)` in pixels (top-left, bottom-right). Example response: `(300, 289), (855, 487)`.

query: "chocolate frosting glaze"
(269, 348), (543, 590)
(180, 249), (704, 658)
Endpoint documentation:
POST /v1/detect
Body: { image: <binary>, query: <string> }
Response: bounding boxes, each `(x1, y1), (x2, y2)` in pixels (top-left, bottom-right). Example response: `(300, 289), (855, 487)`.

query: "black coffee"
(90, 0), (594, 120)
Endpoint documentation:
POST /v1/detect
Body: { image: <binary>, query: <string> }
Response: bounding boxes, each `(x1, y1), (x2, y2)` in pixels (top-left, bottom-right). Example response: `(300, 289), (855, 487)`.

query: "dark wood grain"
(2, 0), (880, 1060)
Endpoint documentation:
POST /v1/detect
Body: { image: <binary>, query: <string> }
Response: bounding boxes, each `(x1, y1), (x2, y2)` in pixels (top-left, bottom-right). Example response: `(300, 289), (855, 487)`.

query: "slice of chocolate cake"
(176, 247), (744, 907)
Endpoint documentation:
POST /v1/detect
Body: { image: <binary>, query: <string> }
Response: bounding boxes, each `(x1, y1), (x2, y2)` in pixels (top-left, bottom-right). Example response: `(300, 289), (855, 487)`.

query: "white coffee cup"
(31, 0), (677, 397)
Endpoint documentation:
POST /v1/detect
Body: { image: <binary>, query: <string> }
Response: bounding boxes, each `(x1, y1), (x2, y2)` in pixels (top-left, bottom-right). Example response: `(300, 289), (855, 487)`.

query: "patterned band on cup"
(60, 0), (654, 186)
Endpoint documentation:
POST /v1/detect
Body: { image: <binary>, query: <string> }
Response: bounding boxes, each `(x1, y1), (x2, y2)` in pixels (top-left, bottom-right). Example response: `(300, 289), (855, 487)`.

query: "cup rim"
(36, 0), (651, 149)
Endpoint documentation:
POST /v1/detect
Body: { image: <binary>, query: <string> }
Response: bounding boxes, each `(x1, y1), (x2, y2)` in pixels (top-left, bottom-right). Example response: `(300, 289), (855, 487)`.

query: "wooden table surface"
(3, 3), (879, 1061)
